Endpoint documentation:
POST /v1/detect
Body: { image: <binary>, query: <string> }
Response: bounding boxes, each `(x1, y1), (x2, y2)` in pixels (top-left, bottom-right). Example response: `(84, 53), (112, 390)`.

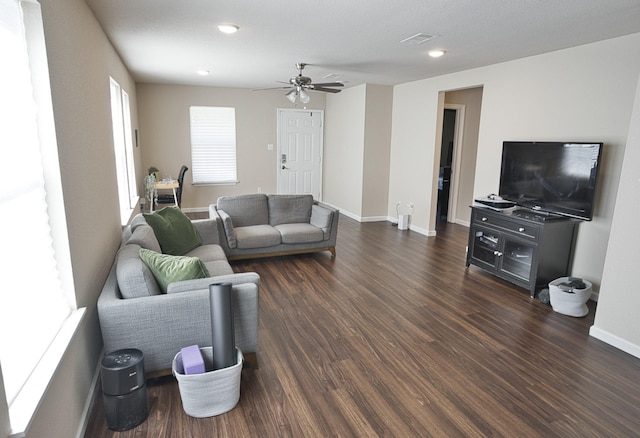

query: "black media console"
(465, 205), (578, 298)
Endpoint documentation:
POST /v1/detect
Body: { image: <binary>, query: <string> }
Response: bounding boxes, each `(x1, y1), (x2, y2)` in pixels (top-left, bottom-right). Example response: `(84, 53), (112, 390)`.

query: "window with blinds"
(189, 106), (238, 185)
(110, 78), (138, 225)
(1, 0), (84, 434)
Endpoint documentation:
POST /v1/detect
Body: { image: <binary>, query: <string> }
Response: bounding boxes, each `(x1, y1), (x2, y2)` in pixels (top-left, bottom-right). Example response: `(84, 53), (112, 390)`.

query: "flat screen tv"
(499, 141), (603, 221)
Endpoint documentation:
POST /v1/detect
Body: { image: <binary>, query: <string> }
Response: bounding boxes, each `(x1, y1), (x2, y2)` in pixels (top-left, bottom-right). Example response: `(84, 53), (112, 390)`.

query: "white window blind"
(190, 106), (237, 184)
(0, 0), (82, 433)
(122, 91), (137, 208)
(110, 78), (138, 224)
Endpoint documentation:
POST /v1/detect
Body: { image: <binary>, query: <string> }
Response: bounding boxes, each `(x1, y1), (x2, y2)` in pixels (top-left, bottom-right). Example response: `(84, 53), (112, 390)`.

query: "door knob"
(282, 165), (289, 170)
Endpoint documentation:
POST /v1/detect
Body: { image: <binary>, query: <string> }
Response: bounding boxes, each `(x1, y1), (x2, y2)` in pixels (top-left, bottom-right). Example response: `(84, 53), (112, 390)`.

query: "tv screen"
(499, 141), (603, 221)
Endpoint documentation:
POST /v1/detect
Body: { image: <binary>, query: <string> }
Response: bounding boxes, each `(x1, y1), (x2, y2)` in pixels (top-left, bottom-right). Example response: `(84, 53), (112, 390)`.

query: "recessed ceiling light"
(428, 49), (446, 58)
(217, 24), (239, 34)
(197, 70), (210, 76)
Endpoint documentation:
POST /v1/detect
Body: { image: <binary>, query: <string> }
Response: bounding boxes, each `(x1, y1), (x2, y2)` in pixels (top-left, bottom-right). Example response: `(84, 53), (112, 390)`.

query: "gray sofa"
(209, 194), (339, 260)
(97, 213), (259, 375)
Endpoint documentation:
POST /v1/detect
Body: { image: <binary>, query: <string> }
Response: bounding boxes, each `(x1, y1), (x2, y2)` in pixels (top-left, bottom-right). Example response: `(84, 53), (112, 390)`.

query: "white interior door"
(277, 109), (323, 199)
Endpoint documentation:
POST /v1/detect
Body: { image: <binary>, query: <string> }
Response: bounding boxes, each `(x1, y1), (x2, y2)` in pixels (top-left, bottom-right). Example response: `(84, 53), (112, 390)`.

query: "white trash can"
(549, 277), (592, 317)
(172, 347), (243, 418)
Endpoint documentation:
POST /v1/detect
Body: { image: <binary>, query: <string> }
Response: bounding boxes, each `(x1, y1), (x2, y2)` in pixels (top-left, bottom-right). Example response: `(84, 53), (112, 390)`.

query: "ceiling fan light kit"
(286, 89), (297, 103)
(299, 88), (310, 104)
(256, 62), (344, 103)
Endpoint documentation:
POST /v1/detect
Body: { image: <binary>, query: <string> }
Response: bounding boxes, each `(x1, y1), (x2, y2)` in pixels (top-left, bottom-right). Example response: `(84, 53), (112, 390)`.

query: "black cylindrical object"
(209, 282), (236, 370)
(100, 349), (148, 431)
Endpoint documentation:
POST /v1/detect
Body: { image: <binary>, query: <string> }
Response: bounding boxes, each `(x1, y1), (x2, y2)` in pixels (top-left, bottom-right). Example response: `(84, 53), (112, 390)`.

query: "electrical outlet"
(408, 202), (414, 209)
(258, 186), (262, 193)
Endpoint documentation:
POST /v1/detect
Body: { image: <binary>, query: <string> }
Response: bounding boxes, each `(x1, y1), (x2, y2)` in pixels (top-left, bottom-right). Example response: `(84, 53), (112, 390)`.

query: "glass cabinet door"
(471, 229), (500, 267)
(501, 239), (534, 282)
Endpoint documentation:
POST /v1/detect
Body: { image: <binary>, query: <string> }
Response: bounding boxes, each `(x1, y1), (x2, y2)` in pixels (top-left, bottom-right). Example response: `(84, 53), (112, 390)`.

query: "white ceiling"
(85, 0), (640, 92)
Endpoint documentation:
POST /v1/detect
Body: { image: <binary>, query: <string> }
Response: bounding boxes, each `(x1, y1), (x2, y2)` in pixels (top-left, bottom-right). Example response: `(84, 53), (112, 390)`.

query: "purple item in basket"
(181, 345), (205, 374)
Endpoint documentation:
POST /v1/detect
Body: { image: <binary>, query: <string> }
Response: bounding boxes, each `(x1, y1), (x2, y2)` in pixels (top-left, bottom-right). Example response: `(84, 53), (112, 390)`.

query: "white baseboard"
(361, 215), (388, 223)
(589, 326), (640, 359)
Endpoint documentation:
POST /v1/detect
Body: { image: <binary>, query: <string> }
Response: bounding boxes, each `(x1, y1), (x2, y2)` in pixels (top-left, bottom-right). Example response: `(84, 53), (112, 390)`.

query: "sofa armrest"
(191, 218), (220, 245)
(311, 203), (338, 240)
(166, 272), (260, 294)
(216, 209), (237, 249)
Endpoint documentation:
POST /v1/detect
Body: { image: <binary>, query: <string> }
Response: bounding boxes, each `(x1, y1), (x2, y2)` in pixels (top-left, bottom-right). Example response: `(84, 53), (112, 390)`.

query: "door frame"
(444, 103), (465, 223)
(276, 108), (324, 199)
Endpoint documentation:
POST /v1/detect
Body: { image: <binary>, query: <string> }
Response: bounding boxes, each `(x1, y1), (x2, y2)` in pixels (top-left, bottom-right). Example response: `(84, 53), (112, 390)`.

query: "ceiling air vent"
(400, 33), (438, 45)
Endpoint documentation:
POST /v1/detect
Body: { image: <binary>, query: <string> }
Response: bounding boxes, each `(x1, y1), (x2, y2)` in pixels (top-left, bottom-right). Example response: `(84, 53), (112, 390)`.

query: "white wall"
(389, 33), (640, 292)
(323, 84), (393, 220)
(324, 85), (367, 217)
(136, 84), (326, 208)
(362, 85), (393, 219)
(590, 71), (640, 357)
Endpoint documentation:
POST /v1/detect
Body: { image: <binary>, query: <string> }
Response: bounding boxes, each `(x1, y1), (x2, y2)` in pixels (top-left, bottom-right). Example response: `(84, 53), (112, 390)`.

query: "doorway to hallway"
(437, 108), (457, 223)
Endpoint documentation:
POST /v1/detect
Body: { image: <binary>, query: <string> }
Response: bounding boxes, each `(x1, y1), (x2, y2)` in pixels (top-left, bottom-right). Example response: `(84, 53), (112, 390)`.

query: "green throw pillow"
(143, 206), (201, 255)
(139, 248), (210, 293)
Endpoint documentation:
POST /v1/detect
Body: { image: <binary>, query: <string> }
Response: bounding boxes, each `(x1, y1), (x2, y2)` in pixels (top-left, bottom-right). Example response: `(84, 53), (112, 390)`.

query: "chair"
(157, 165), (188, 207)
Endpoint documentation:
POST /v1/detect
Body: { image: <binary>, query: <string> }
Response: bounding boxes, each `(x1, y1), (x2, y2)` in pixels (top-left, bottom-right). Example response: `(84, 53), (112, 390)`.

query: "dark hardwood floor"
(85, 215), (640, 437)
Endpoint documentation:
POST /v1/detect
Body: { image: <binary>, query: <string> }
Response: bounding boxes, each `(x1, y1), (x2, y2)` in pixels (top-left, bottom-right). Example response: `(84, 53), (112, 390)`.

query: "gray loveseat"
(209, 194), (339, 260)
(97, 212), (259, 375)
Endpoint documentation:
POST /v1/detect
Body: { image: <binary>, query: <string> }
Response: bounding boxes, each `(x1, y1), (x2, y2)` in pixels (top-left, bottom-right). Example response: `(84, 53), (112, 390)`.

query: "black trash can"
(100, 348), (148, 431)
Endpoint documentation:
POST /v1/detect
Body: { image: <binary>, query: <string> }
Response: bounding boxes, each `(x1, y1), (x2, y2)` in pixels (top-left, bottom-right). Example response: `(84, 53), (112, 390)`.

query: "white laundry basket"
(172, 347), (243, 417)
(549, 277), (592, 317)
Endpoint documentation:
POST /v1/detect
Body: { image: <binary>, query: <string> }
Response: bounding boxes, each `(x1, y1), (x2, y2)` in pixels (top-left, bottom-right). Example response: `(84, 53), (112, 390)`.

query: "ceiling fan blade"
(310, 82), (344, 87)
(311, 86), (342, 93)
(254, 86), (294, 91)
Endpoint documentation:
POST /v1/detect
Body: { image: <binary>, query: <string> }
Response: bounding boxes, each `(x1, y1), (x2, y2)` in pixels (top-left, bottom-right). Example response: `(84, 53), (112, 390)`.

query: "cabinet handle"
(518, 227), (525, 232)
(493, 251), (503, 257)
(481, 217), (488, 222)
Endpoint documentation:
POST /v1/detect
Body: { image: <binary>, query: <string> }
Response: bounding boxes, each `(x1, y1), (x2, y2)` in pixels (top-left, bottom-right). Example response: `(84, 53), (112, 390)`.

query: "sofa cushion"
(235, 225), (281, 249)
(190, 219), (220, 245)
(139, 248), (210, 293)
(126, 224), (162, 253)
(116, 244), (162, 298)
(203, 259), (235, 277)
(268, 194), (313, 226)
(216, 194), (269, 227)
(143, 206), (202, 256)
(274, 223), (324, 244)
(184, 244), (228, 263)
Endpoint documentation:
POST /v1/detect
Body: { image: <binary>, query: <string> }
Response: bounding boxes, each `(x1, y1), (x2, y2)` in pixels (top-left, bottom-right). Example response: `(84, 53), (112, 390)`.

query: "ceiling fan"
(259, 63), (344, 103)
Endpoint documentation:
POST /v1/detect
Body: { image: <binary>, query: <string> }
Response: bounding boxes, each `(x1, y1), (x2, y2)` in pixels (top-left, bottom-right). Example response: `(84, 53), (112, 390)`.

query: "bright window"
(190, 106), (238, 184)
(110, 77), (138, 224)
(0, 0), (84, 434)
